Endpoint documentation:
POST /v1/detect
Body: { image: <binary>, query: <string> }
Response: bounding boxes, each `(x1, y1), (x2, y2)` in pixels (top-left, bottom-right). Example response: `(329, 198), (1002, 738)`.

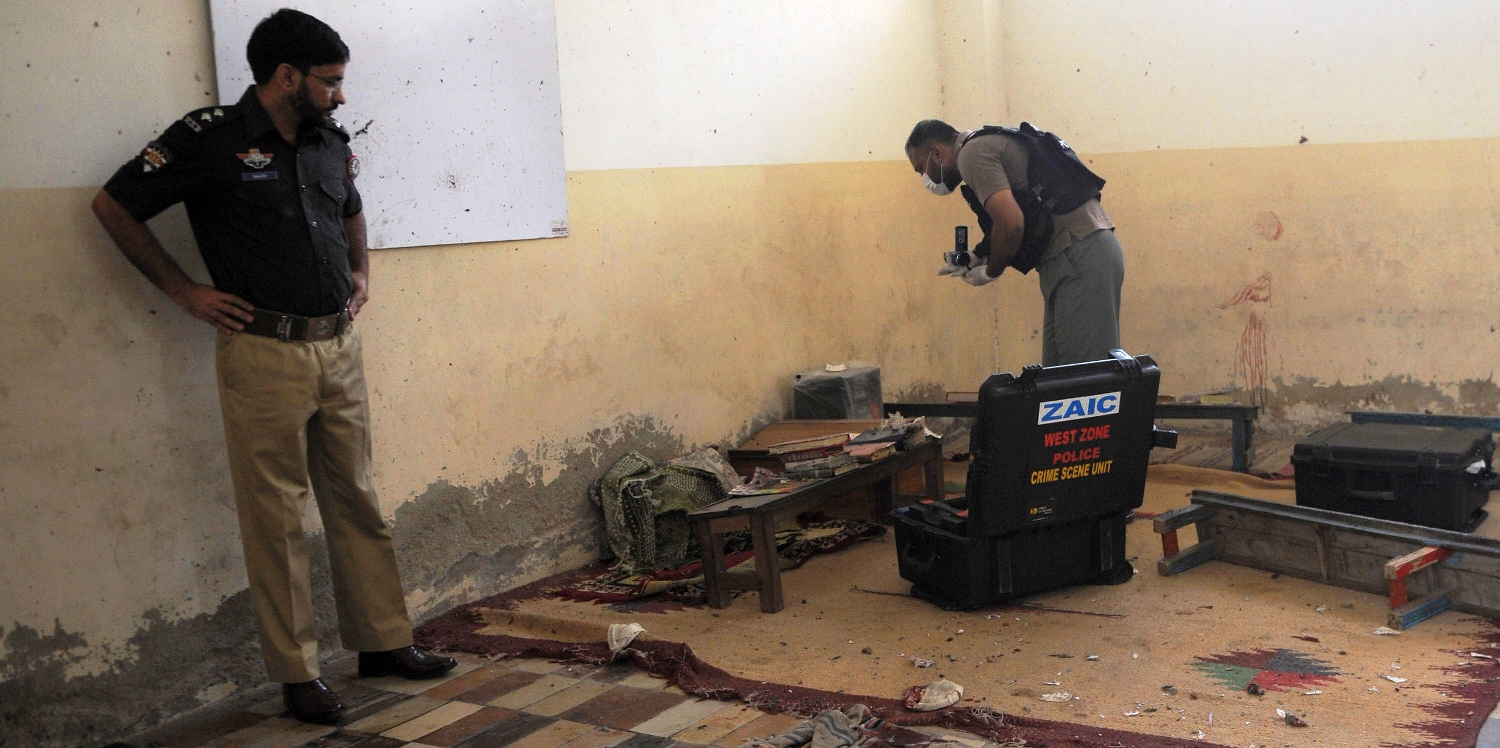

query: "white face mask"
(923, 151), (952, 196)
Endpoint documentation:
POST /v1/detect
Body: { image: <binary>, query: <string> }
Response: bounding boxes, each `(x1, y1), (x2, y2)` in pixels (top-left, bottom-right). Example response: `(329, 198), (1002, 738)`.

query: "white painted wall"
(1002, 0), (1500, 154)
(555, 0), (942, 170)
(0, 0), (216, 190)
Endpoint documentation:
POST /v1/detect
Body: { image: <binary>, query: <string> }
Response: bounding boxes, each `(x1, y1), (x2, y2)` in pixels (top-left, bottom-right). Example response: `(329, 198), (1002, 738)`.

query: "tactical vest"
(960, 123), (1106, 274)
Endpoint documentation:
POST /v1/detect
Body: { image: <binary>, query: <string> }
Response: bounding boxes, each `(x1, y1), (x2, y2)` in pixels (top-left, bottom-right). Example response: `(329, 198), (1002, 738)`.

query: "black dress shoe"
(358, 645), (458, 679)
(283, 678), (345, 724)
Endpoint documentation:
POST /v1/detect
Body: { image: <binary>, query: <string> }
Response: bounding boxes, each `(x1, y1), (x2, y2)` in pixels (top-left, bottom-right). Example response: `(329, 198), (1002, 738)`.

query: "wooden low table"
(690, 435), (943, 613)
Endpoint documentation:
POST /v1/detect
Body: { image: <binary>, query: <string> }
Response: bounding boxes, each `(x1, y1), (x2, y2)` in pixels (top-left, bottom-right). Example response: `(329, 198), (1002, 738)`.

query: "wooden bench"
(691, 427), (944, 613)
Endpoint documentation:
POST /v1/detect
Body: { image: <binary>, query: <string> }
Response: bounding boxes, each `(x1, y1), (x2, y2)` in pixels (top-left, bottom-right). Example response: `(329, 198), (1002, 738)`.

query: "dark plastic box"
(791, 361), (883, 420)
(964, 350), (1165, 536)
(892, 504), (1132, 609)
(1292, 422), (1495, 531)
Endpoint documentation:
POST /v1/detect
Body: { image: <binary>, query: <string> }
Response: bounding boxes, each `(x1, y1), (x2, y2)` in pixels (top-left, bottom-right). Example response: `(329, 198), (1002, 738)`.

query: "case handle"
(899, 534), (941, 575)
(1345, 488), (1397, 502)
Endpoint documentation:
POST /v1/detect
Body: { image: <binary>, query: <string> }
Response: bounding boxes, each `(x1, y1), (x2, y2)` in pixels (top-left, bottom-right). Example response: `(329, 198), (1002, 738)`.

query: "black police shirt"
(104, 86), (363, 317)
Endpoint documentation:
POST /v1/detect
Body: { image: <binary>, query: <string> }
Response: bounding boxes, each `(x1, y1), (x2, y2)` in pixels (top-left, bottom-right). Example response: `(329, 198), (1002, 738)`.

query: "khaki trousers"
(215, 325), (412, 683)
(1036, 228), (1126, 367)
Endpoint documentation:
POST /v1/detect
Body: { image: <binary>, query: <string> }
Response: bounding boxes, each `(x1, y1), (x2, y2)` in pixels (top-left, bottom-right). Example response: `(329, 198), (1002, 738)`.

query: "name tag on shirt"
(242, 171), (279, 181)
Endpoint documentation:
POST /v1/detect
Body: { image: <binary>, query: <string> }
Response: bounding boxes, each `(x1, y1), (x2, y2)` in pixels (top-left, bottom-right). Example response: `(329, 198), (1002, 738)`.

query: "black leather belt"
(242, 308), (351, 342)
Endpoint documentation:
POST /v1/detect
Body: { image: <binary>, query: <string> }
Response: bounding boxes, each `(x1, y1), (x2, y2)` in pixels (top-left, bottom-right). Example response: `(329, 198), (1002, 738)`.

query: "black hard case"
(1291, 422), (1495, 531)
(892, 504), (1131, 609)
(964, 350), (1163, 536)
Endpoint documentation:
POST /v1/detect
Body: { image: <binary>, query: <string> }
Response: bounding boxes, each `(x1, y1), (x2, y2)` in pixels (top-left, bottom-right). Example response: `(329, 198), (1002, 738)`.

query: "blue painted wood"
(1349, 411), (1500, 432)
(1389, 589), (1454, 630)
(1157, 541), (1218, 577)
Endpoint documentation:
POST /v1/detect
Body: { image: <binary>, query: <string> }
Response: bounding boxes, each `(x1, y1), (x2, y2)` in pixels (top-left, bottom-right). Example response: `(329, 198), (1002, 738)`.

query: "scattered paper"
(1086, 655), (1100, 661)
(1470, 652), (1495, 660)
(1043, 680), (1061, 686)
(1040, 692), (1072, 702)
(1368, 686), (1381, 693)
(1124, 711), (1141, 717)
(1374, 626), (1402, 635)
(1315, 605), (1328, 613)
(1304, 690), (1322, 695)
(914, 659), (935, 669)
(1385, 675), (1407, 683)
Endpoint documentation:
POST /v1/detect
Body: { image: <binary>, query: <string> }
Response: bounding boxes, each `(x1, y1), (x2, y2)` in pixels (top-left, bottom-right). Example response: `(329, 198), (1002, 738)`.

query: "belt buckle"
(275, 315), (294, 341)
(312, 316), (333, 338)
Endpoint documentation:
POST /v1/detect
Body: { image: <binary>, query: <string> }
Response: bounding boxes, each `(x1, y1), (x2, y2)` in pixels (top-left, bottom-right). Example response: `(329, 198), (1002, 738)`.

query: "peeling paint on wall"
(0, 599), (260, 748)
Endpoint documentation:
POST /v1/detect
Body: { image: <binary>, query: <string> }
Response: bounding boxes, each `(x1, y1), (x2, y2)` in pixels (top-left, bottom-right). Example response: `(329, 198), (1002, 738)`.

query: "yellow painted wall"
(1099, 138), (1500, 429)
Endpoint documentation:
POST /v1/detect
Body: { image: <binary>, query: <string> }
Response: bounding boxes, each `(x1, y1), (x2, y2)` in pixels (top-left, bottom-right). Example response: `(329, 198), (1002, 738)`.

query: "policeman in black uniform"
(92, 9), (454, 724)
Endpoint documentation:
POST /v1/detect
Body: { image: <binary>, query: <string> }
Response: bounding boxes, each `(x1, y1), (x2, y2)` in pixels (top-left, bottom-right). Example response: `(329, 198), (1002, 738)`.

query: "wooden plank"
(1386, 546), (1454, 580)
(1158, 541), (1218, 576)
(1390, 588), (1456, 630)
(1154, 503), (1216, 534)
(731, 419), (882, 453)
(1174, 490), (1500, 625)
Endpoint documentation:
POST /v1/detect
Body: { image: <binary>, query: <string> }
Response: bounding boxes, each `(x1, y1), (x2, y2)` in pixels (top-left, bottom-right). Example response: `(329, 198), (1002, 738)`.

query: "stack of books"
(767, 433), (858, 479)
(845, 442), (897, 463)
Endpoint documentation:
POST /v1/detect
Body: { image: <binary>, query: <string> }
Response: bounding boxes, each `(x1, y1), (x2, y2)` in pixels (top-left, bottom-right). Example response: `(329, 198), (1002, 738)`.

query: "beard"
(289, 80), (334, 124)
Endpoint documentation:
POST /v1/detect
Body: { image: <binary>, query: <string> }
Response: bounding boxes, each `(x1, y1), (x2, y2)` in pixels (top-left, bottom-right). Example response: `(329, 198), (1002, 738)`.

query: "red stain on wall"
(1255, 210), (1284, 240)
(1218, 273), (1272, 309)
(1220, 274), (1272, 405)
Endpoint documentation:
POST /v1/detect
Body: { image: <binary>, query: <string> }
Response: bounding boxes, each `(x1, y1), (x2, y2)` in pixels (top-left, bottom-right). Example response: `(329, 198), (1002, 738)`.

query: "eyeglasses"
(304, 71), (344, 92)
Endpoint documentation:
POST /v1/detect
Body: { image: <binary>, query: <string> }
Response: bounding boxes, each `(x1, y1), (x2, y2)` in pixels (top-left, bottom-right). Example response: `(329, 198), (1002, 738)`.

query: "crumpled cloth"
(741, 704), (970, 748)
(742, 705), (881, 748)
(591, 450), (732, 572)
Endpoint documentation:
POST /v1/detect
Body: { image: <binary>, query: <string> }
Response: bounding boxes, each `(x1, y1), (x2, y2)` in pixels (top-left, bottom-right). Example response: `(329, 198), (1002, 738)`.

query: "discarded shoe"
(904, 679), (964, 711)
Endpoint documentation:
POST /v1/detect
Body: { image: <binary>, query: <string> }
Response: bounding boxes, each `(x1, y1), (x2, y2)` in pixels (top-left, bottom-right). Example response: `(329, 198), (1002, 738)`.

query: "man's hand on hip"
(348, 273), (369, 320)
(171, 283), (254, 333)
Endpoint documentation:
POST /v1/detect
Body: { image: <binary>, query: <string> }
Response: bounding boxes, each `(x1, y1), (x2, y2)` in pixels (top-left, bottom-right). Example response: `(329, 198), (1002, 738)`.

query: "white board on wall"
(209, 1), (568, 249)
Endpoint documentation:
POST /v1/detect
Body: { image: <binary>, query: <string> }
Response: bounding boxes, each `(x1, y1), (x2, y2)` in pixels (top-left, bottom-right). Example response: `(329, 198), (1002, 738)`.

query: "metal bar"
(1349, 411), (1500, 431)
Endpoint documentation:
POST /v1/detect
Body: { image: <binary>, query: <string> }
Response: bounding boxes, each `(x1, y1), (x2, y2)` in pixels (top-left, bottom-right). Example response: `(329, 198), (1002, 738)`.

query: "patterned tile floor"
(145, 653), (998, 748)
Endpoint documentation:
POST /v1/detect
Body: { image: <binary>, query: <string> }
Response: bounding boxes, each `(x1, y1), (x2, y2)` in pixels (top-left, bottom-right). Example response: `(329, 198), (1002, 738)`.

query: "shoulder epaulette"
(319, 116), (351, 143)
(176, 104), (240, 135)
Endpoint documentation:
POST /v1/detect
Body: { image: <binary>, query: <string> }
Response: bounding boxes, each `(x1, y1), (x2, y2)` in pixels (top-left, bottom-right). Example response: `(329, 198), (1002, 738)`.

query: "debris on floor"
(608, 622), (645, 653)
(904, 679), (964, 711)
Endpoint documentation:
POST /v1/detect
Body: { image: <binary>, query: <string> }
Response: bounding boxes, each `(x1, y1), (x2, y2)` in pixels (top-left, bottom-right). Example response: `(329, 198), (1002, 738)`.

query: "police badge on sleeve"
(140, 142), (171, 173)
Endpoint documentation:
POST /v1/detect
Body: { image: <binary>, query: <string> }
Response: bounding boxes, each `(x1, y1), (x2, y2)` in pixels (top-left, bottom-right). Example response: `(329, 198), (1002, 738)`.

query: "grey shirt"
(955, 130), (1113, 264)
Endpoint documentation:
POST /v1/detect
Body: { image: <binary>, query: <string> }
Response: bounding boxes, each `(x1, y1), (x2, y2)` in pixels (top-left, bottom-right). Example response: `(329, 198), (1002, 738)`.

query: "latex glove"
(962, 265), (1000, 287)
(938, 249), (981, 277)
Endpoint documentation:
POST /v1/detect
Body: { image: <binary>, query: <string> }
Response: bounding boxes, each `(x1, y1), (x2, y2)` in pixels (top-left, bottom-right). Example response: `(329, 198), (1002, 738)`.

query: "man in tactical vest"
(905, 119), (1125, 366)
